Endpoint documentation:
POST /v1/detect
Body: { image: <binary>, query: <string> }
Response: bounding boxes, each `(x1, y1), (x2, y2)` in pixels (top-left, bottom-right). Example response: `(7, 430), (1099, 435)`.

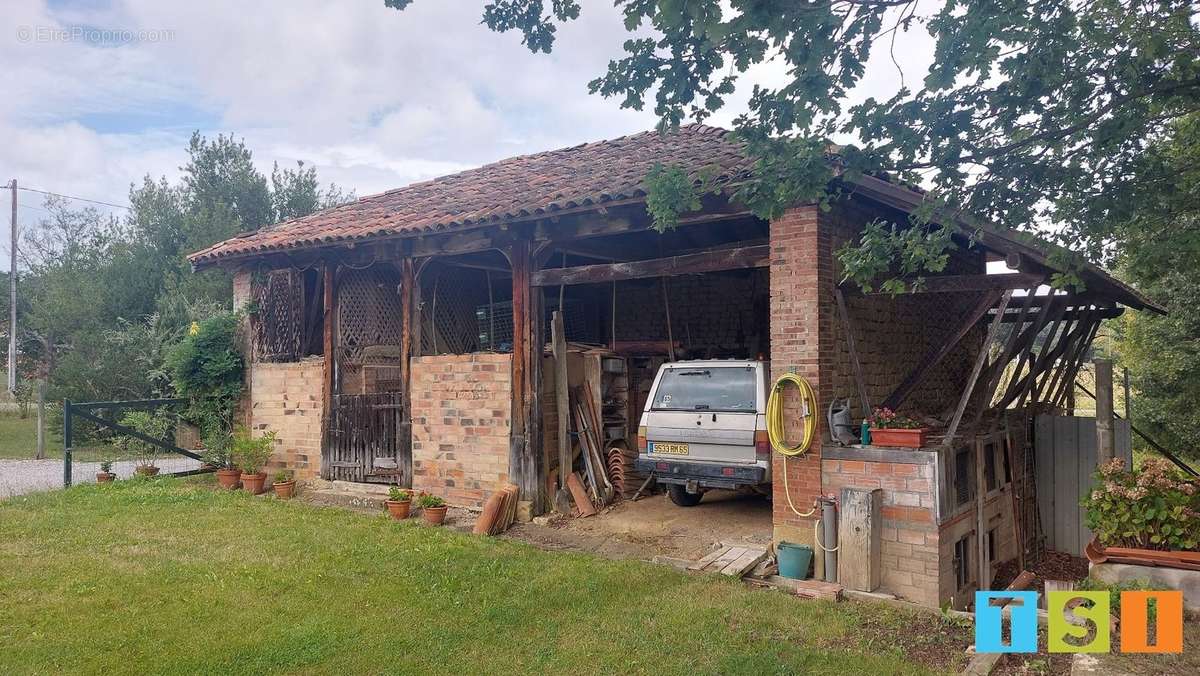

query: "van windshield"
(651, 366), (757, 412)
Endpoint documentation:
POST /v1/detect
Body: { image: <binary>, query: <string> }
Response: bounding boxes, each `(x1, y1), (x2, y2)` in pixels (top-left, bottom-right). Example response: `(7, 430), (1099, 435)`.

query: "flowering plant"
(867, 407), (924, 429)
(1082, 458), (1200, 551)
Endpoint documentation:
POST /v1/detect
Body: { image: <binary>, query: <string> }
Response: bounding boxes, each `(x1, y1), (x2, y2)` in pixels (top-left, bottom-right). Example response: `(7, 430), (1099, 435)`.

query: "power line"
(14, 185), (131, 211)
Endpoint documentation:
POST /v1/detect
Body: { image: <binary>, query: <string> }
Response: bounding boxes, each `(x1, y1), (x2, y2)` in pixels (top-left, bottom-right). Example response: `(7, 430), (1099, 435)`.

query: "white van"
(634, 360), (771, 506)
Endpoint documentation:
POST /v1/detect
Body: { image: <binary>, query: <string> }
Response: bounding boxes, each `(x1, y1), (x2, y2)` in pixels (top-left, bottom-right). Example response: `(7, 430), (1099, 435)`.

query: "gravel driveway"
(0, 458), (203, 498)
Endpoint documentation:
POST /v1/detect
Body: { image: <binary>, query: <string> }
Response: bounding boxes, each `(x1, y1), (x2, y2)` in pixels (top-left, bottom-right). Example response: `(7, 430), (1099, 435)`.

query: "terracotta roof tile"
(189, 124), (750, 265)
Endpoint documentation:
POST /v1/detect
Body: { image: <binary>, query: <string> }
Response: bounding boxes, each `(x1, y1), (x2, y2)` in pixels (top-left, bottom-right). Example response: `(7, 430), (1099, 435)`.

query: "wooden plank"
(833, 289), (871, 414)
(705, 546), (747, 573)
(852, 272), (1044, 295)
(1034, 414), (1055, 550)
(975, 436), (989, 589)
(883, 289), (1002, 410)
(945, 290), (1014, 442)
(721, 547), (768, 577)
(321, 261), (337, 474)
(839, 488), (883, 591)
(566, 472), (596, 517)
(529, 244), (769, 287)
(1054, 416), (1078, 555)
(688, 546), (730, 571)
(552, 312), (571, 503)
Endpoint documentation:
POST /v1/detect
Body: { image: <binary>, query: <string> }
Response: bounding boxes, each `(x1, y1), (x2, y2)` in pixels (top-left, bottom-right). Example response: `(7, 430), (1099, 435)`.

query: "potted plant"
(96, 457), (116, 484)
(418, 493), (448, 525)
(385, 486), (412, 520)
(866, 407), (930, 448)
(1083, 458), (1200, 567)
(120, 409), (171, 477)
(273, 470), (296, 499)
(231, 426), (276, 495)
(202, 427), (240, 489)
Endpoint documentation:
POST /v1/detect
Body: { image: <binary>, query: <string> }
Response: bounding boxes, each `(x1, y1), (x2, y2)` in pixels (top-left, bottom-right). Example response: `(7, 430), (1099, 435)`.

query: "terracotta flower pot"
(274, 480), (296, 499)
(215, 468), (241, 490)
(240, 472), (267, 495)
(422, 505), (448, 525)
(135, 465), (160, 477)
(96, 472), (116, 483)
(868, 427), (929, 449)
(385, 499), (411, 520)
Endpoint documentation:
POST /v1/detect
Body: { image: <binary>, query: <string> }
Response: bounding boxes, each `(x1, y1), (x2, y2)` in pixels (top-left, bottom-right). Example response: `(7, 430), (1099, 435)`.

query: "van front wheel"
(668, 484), (703, 507)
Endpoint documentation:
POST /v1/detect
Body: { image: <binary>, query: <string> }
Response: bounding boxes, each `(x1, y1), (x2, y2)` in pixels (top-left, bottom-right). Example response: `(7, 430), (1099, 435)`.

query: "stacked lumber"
(688, 545), (770, 578)
(570, 385), (614, 511)
(473, 483), (520, 535)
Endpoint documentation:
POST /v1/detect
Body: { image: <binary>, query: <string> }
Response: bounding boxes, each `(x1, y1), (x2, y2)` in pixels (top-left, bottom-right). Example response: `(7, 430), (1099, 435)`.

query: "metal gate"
(1034, 415), (1132, 556)
(322, 392), (411, 484)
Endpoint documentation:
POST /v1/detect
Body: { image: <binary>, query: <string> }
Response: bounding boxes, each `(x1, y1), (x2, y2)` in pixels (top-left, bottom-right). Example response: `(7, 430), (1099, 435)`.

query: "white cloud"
(0, 0), (937, 270)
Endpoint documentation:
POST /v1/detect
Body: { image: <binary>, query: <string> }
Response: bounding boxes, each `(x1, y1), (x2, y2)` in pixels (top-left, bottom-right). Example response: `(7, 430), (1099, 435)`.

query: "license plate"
(652, 442), (689, 456)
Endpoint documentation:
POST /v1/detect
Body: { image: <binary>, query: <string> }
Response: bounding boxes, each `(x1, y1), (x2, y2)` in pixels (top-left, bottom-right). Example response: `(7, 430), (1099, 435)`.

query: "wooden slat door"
(323, 392), (411, 485)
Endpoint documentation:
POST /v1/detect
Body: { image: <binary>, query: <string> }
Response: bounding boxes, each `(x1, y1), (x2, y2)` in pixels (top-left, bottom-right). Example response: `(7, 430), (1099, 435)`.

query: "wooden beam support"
(321, 260), (338, 443)
(882, 289), (1002, 411)
(945, 291), (1013, 444)
(508, 238), (547, 515)
(851, 272), (1044, 295)
(834, 289), (871, 415)
(530, 244), (769, 287)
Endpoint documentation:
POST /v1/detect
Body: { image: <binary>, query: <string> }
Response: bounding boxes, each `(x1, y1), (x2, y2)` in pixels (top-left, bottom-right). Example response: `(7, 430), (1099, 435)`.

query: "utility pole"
(7, 179), (15, 395)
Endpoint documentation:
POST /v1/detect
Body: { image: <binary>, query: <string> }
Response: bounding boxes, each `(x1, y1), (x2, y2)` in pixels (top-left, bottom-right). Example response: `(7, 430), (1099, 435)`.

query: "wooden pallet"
(688, 545), (769, 578)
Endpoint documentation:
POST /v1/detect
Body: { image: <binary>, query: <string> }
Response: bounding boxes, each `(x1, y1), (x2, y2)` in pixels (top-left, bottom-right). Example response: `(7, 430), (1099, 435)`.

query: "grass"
(0, 480), (971, 675)
(0, 411), (57, 459)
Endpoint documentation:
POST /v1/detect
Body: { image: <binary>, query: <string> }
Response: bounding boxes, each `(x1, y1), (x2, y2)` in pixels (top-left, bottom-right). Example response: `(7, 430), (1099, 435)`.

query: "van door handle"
(712, 414), (717, 422)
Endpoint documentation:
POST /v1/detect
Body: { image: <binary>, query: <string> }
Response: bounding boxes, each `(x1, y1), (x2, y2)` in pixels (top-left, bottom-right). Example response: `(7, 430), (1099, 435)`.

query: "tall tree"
(388, 1), (1200, 289)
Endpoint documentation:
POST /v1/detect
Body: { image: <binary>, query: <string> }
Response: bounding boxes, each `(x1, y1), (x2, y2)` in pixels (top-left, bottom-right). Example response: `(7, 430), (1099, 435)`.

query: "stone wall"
(410, 353), (512, 508)
(248, 358), (324, 482)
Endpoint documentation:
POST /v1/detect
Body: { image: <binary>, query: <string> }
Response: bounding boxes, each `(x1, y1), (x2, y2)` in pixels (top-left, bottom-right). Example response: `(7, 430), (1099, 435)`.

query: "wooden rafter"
(882, 289), (1003, 411)
(834, 288), (871, 414)
(530, 244), (768, 287)
(850, 272), (1043, 295)
(945, 291), (1014, 443)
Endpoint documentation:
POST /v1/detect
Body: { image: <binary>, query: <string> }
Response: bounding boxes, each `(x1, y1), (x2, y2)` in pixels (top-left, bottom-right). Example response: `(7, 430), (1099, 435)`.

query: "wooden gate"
(323, 392), (411, 485)
(1034, 415), (1132, 556)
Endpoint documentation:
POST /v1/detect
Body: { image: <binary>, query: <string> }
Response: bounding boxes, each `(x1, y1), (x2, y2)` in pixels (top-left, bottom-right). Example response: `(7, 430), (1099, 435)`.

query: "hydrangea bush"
(1082, 458), (1200, 551)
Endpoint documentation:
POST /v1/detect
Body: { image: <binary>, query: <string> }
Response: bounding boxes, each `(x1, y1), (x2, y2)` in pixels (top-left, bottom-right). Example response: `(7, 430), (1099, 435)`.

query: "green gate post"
(63, 400), (73, 488)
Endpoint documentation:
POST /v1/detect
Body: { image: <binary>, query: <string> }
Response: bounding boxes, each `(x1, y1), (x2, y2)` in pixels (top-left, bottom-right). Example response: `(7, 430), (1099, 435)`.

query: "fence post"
(1094, 358), (1115, 464)
(63, 400), (73, 487)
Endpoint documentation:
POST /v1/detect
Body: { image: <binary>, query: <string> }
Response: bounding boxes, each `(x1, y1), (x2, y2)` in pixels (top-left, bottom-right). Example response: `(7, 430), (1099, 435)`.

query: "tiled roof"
(188, 124), (751, 266)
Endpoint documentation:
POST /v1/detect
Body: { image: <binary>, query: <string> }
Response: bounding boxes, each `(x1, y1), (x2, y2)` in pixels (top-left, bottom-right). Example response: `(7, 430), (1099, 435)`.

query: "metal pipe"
(821, 496), (838, 583)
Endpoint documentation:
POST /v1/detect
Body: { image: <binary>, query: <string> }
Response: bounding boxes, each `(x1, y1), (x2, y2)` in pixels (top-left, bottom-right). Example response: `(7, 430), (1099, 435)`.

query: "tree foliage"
(390, 1), (1200, 289)
(12, 133), (351, 407)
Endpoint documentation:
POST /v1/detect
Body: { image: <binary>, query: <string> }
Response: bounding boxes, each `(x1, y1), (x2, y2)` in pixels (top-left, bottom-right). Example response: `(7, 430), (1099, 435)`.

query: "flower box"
(869, 427), (930, 448)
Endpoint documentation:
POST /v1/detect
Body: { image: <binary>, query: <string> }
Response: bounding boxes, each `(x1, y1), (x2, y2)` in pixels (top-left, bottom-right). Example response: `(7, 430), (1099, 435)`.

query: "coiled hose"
(766, 373), (820, 520)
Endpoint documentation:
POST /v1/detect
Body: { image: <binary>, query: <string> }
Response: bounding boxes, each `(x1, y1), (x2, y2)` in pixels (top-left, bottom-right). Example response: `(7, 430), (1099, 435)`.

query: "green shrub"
(165, 313), (244, 463)
(230, 426), (275, 475)
(417, 493), (445, 509)
(388, 487), (411, 502)
(1075, 576), (1159, 621)
(1082, 458), (1200, 551)
(273, 470), (291, 484)
(116, 409), (174, 470)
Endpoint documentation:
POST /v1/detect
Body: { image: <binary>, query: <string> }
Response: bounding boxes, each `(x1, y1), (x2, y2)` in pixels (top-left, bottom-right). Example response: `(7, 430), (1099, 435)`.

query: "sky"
(0, 0), (937, 272)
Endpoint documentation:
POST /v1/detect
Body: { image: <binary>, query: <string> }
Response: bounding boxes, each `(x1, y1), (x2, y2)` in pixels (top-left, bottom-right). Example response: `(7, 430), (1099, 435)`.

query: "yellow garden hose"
(766, 373), (819, 518)
(767, 373), (817, 456)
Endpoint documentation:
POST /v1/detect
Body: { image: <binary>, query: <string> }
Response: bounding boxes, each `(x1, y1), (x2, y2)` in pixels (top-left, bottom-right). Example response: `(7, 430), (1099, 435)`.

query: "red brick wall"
(249, 359), (324, 482)
(410, 353), (512, 508)
(822, 453), (940, 606)
(769, 205), (827, 541)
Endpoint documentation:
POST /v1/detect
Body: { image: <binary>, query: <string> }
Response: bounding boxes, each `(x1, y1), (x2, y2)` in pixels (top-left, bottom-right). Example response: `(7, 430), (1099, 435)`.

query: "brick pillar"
(769, 205), (828, 551)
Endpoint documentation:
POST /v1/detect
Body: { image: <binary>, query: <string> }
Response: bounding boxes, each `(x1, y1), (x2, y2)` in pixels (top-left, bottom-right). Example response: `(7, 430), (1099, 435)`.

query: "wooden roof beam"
(530, 244), (768, 287)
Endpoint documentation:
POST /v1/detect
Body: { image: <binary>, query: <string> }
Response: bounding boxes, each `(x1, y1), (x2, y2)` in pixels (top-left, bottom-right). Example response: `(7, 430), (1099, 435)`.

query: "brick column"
(768, 205), (828, 550)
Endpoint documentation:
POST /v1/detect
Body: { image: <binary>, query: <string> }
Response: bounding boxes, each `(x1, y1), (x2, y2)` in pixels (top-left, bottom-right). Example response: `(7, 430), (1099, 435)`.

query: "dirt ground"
(505, 489), (772, 562)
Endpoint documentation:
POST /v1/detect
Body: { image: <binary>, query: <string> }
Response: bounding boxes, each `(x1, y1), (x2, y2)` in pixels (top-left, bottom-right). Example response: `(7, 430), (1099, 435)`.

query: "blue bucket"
(777, 542), (813, 580)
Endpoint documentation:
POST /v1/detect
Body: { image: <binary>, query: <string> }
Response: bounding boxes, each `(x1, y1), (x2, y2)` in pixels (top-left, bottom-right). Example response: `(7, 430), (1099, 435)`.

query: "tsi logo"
(975, 590), (1184, 654)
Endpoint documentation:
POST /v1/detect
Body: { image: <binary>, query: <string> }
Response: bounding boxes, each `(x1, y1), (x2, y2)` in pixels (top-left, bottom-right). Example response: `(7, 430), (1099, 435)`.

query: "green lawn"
(0, 411), (55, 459)
(0, 481), (971, 675)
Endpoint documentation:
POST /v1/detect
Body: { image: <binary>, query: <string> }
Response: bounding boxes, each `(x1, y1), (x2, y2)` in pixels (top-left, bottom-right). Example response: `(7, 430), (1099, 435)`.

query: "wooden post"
(552, 311), (571, 511)
(509, 238), (546, 514)
(399, 257), (415, 487)
(975, 437), (989, 590)
(838, 488), (882, 591)
(322, 261), (337, 429)
(1095, 358), (1115, 463)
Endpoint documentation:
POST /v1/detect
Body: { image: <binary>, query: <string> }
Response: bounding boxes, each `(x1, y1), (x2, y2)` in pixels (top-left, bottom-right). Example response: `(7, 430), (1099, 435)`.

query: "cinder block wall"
(410, 353), (512, 508)
(249, 359), (325, 481)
